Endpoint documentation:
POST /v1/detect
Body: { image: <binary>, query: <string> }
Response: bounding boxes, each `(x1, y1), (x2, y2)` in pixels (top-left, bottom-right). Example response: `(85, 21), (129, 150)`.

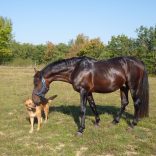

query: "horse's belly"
(93, 85), (119, 93)
(92, 76), (124, 93)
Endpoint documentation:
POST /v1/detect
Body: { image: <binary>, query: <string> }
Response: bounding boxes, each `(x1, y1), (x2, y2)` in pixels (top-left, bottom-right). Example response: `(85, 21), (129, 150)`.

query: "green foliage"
(135, 26), (156, 74)
(136, 25), (156, 52)
(43, 42), (57, 63)
(43, 42), (70, 63)
(11, 42), (34, 59)
(106, 26), (156, 74)
(67, 34), (88, 57)
(32, 44), (46, 64)
(1, 16), (156, 74)
(9, 57), (34, 66)
(0, 16), (13, 63)
(140, 53), (156, 74)
(107, 35), (135, 57)
(11, 41), (47, 64)
(11, 41), (70, 66)
(78, 38), (105, 58)
(55, 43), (70, 60)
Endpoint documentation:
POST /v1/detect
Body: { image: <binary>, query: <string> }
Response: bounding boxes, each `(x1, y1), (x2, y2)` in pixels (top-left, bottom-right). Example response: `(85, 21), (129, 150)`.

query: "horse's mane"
(41, 56), (95, 75)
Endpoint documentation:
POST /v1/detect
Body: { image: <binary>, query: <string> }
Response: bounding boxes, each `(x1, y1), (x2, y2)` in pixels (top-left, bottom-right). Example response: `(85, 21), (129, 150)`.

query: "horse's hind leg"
(87, 93), (100, 126)
(113, 86), (129, 124)
(130, 89), (141, 127)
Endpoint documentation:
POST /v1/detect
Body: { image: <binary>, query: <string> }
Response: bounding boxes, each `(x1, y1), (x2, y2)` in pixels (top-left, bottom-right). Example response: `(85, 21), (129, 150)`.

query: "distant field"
(0, 66), (156, 156)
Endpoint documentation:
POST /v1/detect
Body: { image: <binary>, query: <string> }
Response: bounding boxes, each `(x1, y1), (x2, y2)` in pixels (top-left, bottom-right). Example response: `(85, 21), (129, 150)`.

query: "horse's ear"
(34, 68), (38, 73)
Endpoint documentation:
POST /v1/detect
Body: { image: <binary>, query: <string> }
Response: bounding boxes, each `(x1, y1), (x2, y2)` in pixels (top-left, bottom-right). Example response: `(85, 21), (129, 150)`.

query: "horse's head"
(32, 68), (49, 105)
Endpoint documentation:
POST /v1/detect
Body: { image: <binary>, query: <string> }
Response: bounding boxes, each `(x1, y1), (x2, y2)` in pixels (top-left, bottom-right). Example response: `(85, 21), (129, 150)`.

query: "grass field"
(0, 66), (156, 156)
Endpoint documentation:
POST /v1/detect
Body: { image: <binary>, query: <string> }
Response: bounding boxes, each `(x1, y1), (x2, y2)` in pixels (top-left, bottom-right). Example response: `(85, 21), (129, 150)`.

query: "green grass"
(0, 66), (156, 156)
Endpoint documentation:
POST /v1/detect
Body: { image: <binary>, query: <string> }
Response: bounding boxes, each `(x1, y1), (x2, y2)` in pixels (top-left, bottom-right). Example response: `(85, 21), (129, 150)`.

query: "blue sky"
(0, 0), (156, 44)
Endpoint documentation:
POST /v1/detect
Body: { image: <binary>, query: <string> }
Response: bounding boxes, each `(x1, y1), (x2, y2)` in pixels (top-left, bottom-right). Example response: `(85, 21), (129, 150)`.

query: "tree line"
(0, 16), (156, 74)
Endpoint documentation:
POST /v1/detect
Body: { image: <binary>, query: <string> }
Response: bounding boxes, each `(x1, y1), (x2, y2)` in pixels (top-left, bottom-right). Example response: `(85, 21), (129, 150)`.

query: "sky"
(0, 0), (156, 45)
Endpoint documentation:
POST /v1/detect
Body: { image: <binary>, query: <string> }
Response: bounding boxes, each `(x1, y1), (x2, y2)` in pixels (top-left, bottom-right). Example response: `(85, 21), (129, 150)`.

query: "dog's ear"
(23, 97), (30, 104)
(48, 95), (58, 102)
(23, 98), (27, 104)
(48, 99), (52, 103)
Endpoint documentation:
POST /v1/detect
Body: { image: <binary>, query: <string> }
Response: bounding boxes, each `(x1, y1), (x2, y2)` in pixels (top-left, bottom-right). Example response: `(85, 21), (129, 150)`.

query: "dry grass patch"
(0, 66), (156, 156)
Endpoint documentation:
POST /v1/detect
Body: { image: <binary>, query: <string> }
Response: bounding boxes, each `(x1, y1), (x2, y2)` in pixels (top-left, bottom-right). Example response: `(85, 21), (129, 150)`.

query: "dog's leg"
(37, 115), (41, 131)
(44, 104), (49, 123)
(29, 117), (34, 133)
(36, 106), (42, 131)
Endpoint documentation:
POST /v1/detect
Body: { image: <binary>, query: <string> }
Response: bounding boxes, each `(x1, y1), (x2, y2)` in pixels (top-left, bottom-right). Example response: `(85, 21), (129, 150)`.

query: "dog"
(24, 95), (57, 133)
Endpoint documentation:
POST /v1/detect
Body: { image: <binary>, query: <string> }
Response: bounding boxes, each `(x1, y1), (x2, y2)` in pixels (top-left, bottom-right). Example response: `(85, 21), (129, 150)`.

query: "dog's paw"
(44, 120), (48, 124)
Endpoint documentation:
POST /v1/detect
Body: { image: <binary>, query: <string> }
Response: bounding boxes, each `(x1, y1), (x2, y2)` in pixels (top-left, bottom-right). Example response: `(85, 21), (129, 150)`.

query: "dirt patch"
(125, 145), (138, 156)
(76, 147), (88, 156)
(55, 143), (65, 150)
(0, 131), (5, 136)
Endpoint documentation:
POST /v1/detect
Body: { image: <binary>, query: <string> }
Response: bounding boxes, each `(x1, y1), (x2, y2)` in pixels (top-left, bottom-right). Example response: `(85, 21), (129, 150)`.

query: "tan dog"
(24, 95), (57, 133)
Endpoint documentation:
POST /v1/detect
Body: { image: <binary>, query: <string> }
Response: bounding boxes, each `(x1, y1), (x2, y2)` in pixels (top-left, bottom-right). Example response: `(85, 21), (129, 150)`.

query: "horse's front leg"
(87, 93), (100, 126)
(77, 88), (88, 135)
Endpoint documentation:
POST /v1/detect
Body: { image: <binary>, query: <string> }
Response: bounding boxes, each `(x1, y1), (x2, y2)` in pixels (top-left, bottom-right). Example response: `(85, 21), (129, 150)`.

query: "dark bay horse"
(32, 56), (149, 135)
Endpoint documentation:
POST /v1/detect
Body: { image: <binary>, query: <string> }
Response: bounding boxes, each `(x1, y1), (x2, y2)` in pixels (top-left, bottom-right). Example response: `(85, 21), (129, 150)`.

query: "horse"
(32, 56), (149, 135)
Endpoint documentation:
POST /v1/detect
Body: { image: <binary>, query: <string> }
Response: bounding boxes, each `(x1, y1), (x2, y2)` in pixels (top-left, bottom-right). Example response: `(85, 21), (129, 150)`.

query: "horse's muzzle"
(32, 92), (41, 105)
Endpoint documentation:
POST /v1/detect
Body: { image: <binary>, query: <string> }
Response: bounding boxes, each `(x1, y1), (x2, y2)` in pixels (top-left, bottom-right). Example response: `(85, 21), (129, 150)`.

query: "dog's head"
(24, 95), (57, 109)
(24, 99), (36, 111)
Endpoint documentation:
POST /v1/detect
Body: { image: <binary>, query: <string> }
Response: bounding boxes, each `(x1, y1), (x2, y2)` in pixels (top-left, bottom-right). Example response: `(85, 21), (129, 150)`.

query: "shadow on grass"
(49, 104), (134, 128)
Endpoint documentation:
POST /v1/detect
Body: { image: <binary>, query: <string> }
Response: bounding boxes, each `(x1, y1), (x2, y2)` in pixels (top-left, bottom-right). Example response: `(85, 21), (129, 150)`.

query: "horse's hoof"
(130, 121), (137, 128)
(94, 123), (99, 128)
(130, 122), (135, 128)
(76, 131), (83, 136)
(112, 119), (119, 125)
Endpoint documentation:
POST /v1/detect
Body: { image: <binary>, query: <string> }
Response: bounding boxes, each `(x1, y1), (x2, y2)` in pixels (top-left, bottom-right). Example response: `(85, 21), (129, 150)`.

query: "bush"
(9, 58), (34, 67)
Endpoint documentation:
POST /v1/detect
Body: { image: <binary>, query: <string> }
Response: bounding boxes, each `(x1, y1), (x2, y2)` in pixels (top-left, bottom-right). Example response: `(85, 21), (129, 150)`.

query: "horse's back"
(91, 56), (145, 93)
(72, 57), (126, 93)
(71, 56), (145, 93)
(94, 56), (145, 76)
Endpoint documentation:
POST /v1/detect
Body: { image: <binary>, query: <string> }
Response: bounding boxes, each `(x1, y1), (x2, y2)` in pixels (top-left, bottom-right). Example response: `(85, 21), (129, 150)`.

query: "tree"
(32, 44), (46, 64)
(53, 43), (69, 60)
(78, 38), (105, 59)
(136, 25), (156, 52)
(67, 34), (88, 57)
(0, 16), (13, 63)
(107, 35), (135, 57)
(43, 42), (56, 63)
(136, 25), (156, 74)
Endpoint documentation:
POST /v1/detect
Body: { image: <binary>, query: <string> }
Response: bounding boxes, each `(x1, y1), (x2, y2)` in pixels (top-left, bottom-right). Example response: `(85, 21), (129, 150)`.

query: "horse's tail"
(138, 67), (149, 118)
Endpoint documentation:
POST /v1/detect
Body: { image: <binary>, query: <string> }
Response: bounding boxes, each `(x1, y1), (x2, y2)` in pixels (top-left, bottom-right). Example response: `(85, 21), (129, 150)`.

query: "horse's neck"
(43, 57), (87, 83)
(52, 68), (73, 83)
(44, 65), (74, 84)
